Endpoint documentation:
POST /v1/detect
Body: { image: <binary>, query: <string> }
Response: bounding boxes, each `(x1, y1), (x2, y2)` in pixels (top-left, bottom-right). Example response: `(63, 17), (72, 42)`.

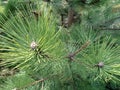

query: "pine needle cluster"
(0, 0), (120, 90)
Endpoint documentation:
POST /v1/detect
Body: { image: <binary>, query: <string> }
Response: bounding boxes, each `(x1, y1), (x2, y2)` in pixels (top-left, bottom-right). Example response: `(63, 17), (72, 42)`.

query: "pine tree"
(0, 0), (120, 90)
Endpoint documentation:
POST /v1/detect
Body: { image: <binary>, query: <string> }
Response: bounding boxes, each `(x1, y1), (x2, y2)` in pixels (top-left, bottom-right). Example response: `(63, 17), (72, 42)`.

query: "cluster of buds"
(97, 62), (104, 68)
(30, 41), (38, 50)
(95, 61), (104, 68)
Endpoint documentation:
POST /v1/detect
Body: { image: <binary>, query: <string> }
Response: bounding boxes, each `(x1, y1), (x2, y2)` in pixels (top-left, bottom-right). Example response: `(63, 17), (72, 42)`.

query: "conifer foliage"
(0, 0), (120, 90)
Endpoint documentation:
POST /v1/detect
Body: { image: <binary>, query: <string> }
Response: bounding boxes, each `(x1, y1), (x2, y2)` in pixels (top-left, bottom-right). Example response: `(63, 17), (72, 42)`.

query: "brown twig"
(16, 79), (45, 90)
(67, 8), (75, 27)
(73, 41), (90, 56)
(16, 74), (58, 90)
(66, 41), (90, 61)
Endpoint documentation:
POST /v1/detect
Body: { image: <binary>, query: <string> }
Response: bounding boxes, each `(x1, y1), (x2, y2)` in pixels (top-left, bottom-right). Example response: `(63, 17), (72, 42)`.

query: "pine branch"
(97, 27), (120, 30)
(16, 74), (59, 90)
(65, 41), (90, 90)
(103, 16), (120, 25)
(67, 60), (77, 90)
(66, 41), (90, 61)
(16, 79), (44, 90)
(96, 16), (120, 29)
(67, 8), (75, 27)
(60, 8), (75, 28)
(73, 41), (90, 56)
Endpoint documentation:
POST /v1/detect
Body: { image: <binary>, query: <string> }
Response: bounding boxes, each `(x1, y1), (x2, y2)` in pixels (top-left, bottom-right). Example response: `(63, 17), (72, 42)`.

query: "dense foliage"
(0, 0), (120, 90)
